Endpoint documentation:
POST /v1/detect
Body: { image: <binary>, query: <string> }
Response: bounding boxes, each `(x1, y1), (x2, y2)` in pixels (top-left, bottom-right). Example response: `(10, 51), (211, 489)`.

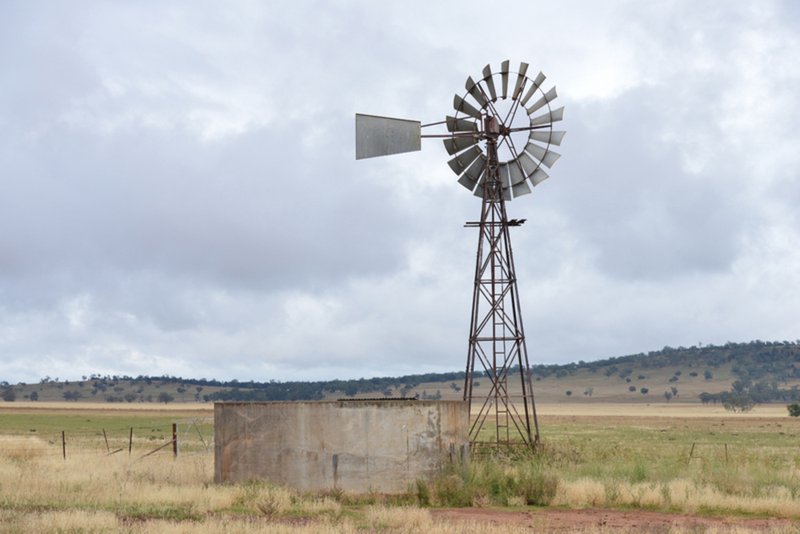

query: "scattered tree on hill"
(62, 390), (81, 401)
(787, 403), (800, 417)
(640, 387), (649, 395)
(29, 391), (38, 401)
(565, 390), (572, 396)
(158, 392), (175, 404)
(1, 388), (15, 402)
(628, 385), (636, 392)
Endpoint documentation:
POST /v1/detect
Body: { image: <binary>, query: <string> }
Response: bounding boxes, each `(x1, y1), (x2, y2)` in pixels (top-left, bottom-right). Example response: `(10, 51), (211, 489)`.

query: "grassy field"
(1, 402), (799, 533)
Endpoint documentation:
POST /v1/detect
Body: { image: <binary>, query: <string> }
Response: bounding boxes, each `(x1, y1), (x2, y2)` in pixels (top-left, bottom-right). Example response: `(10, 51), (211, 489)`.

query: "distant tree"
(157, 392), (175, 404)
(628, 385), (636, 392)
(1, 388), (16, 402)
(689, 371), (698, 377)
(670, 386), (678, 397)
(724, 392), (755, 413)
(698, 392), (714, 404)
(583, 387), (593, 397)
(62, 390), (81, 401)
(704, 370), (713, 380)
(640, 387), (649, 395)
(664, 391), (673, 402)
(29, 391), (39, 401)
(787, 403), (800, 417)
(565, 390), (572, 396)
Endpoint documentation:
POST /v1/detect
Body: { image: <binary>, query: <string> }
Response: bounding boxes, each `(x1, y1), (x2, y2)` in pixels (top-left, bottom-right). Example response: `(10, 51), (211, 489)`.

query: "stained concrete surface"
(215, 400), (469, 493)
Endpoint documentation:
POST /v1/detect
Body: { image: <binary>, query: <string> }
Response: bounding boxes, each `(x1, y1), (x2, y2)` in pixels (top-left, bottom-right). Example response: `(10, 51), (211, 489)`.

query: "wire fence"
(0, 418), (213, 461)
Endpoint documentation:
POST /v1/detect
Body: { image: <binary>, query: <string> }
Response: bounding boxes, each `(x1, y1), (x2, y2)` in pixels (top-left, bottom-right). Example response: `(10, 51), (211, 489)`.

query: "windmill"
(355, 61), (565, 449)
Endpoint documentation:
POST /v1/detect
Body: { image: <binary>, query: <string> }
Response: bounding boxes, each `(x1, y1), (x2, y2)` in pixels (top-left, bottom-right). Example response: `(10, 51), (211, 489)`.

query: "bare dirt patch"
(432, 507), (794, 533)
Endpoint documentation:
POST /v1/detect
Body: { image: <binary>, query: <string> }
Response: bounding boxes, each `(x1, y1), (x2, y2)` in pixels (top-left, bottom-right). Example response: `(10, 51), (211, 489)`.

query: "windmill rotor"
(445, 61), (565, 200)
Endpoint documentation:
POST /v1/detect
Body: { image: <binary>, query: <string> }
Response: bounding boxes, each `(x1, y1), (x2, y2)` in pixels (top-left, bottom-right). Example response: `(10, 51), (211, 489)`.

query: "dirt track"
(432, 507), (794, 532)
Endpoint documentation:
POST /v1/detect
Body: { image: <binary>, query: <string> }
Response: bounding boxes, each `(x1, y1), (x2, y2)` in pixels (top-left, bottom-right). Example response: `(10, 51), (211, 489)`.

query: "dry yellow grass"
(1, 401), (212, 414)
(3, 403), (800, 532)
(536, 402), (789, 418)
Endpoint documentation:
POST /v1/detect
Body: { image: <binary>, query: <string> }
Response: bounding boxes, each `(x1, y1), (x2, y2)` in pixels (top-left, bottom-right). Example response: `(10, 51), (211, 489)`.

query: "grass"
(2, 403), (800, 532)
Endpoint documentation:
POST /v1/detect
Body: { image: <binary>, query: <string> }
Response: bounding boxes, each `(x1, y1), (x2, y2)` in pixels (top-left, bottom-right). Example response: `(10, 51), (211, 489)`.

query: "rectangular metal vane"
(355, 113), (421, 160)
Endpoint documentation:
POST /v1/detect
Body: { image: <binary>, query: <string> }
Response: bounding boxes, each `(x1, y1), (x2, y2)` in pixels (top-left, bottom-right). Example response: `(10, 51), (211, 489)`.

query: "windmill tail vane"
(355, 60), (565, 450)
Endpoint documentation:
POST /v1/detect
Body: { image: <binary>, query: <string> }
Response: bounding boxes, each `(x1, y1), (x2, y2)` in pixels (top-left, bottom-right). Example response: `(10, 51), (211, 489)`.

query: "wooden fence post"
(172, 423), (178, 458)
(128, 427), (133, 456)
(61, 430), (66, 460)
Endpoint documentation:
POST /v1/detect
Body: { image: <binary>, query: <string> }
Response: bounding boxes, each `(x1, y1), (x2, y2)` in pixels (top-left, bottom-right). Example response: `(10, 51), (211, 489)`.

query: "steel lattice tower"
(463, 119), (539, 449)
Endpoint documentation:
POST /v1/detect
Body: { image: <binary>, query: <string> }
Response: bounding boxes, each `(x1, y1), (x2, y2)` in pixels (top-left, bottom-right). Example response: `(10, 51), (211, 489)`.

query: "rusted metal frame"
(469, 137), (503, 443)
(464, 124), (538, 448)
(473, 287), (507, 336)
(469, 343), (498, 439)
(471, 218), (509, 336)
(421, 132), (478, 139)
(496, 345), (534, 446)
(472, 342), (531, 446)
(498, 192), (539, 445)
(473, 282), (515, 336)
(508, 124), (553, 133)
(472, 328), (520, 437)
(470, 344), (529, 444)
(489, 135), (537, 446)
(463, 150), (493, 414)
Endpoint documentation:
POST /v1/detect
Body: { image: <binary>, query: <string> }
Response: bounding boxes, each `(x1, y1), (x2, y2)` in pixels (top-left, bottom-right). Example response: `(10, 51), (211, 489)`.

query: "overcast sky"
(1, 1), (799, 384)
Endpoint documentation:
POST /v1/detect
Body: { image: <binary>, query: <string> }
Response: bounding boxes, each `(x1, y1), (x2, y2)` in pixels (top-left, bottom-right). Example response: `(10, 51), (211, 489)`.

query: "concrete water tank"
(215, 399), (469, 493)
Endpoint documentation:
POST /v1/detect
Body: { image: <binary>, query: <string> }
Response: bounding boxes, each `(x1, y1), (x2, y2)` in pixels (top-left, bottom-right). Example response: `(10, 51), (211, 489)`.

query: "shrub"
(787, 403), (800, 417)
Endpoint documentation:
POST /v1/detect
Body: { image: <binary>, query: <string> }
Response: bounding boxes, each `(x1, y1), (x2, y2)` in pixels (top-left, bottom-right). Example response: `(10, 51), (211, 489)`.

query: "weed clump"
(417, 458), (559, 507)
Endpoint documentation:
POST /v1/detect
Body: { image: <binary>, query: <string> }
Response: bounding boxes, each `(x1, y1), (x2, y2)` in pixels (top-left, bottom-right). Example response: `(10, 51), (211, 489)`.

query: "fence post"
(61, 430), (66, 460)
(128, 427), (133, 456)
(102, 429), (110, 453)
(172, 423), (178, 458)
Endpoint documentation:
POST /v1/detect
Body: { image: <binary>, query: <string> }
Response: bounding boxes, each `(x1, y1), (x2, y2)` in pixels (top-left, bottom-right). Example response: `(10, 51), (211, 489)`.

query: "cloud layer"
(1, 1), (799, 383)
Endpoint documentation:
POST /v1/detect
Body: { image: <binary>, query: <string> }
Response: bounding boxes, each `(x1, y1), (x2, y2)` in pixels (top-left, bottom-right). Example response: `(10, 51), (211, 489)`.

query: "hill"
(2, 340), (800, 406)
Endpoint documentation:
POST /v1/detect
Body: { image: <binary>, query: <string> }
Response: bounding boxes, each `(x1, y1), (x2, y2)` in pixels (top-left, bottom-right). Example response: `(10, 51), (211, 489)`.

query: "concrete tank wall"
(215, 400), (469, 493)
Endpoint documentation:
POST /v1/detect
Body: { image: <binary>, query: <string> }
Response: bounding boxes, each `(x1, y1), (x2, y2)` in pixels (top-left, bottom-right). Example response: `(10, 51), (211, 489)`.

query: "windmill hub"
(484, 116), (501, 137)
